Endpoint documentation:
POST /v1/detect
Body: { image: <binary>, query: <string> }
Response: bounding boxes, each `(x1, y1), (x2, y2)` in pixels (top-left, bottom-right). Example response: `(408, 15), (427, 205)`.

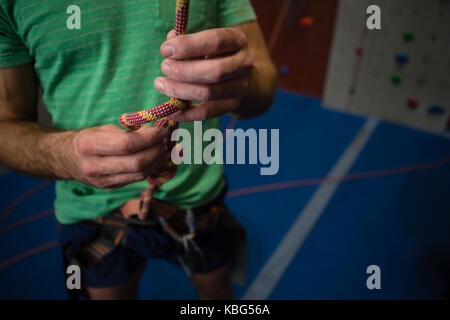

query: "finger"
(168, 98), (241, 122)
(97, 172), (148, 190)
(154, 76), (248, 102)
(96, 144), (171, 175)
(161, 49), (252, 84)
(98, 124), (125, 133)
(166, 29), (176, 40)
(161, 28), (247, 59)
(82, 126), (168, 156)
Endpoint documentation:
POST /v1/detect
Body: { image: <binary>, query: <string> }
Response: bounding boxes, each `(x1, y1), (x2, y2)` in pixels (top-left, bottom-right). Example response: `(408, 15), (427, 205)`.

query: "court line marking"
(0, 180), (52, 224)
(242, 117), (379, 300)
(0, 240), (59, 271)
(227, 153), (450, 198)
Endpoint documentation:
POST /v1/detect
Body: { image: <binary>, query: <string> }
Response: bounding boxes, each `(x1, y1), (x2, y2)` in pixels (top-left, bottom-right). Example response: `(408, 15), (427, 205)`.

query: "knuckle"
(211, 32), (226, 52)
(131, 157), (146, 172)
(160, 83), (175, 100)
(74, 133), (89, 155)
(118, 136), (133, 153)
(167, 85), (177, 99)
(171, 64), (181, 79)
(198, 107), (210, 121)
(130, 158), (139, 172)
(211, 65), (226, 82)
(200, 86), (213, 101)
(233, 28), (247, 47)
(160, 61), (168, 75)
(80, 162), (98, 178)
(244, 54), (254, 70)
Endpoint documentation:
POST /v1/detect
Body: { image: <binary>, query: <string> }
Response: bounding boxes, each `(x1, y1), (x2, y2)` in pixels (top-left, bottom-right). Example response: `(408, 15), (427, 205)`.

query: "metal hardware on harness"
(159, 209), (195, 242)
(159, 209), (205, 277)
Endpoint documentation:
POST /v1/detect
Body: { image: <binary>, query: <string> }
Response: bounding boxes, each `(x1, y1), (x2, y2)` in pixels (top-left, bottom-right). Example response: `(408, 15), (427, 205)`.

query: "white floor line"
(242, 117), (380, 300)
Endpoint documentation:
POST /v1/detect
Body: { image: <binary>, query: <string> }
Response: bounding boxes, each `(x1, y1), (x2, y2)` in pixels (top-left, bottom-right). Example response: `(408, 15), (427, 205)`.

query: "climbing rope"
(118, 0), (191, 218)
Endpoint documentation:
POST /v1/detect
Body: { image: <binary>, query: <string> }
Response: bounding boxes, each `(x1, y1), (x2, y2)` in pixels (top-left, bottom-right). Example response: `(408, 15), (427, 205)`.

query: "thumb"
(166, 29), (177, 40)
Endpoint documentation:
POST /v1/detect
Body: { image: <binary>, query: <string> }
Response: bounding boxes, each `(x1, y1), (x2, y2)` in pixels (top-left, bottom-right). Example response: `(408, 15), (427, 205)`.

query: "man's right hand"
(67, 124), (170, 190)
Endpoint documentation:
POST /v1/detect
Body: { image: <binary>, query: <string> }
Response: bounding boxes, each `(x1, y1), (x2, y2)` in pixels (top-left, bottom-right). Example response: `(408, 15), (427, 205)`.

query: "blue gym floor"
(1, 90), (449, 299)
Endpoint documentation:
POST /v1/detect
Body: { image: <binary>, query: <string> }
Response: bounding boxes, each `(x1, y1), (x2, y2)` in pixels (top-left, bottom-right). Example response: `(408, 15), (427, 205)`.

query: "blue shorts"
(59, 202), (232, 288)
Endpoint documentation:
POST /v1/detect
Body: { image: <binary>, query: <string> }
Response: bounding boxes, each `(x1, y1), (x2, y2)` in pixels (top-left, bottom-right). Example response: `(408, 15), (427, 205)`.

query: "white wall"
(323, 0), (450, 133)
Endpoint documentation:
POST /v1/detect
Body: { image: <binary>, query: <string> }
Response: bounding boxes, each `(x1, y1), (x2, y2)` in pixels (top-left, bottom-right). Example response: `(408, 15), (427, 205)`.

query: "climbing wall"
(251, 0), (339, 97)
(323, 0), (450, 133)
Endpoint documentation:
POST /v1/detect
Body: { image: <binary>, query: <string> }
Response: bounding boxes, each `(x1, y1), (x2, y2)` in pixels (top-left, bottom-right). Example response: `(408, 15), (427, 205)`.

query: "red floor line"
(0, 209), (54, 236)
(1, 155), (448, 270)
(227, 154), (450, 198)
(0, 180), (52, 224)
(0, 240), (59, 271)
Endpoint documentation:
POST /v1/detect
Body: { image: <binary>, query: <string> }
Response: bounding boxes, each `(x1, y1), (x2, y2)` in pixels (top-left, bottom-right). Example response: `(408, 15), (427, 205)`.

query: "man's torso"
(0, 0), (255, 224)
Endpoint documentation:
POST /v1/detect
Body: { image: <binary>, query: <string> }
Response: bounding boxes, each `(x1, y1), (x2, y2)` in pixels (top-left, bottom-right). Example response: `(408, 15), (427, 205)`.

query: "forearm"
(0, 120), (76, 179)
(228, 21), (278, 120)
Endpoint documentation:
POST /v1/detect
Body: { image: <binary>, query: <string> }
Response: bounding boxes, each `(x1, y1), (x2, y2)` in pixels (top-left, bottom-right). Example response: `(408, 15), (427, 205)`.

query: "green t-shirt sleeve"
(0, 5), (32, 68)
(218, 0), (257, 28)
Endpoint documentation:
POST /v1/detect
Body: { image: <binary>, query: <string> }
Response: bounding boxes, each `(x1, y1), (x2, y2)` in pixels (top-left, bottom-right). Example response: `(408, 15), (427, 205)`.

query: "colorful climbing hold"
(403, 31), (415, 42)
(298, 17), (315, 28)
(428, 105), (445, 115)
(355, 47), (363, 57)
(395, 53), (409, 65)
(349, 86), (356, 95)
(392, 74), (403, 85)
(279, 66), (289, 75)
(407, 98), (419, 109)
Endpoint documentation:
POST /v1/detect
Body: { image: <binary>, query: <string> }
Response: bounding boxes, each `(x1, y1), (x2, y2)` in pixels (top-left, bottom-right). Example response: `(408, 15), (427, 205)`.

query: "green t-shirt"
(0, 0), (256, 224)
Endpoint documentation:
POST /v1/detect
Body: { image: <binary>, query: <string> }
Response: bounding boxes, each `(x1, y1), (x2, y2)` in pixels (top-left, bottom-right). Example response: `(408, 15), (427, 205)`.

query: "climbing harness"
(76, 196), (229, 276)
(61, 189), (247, 300)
